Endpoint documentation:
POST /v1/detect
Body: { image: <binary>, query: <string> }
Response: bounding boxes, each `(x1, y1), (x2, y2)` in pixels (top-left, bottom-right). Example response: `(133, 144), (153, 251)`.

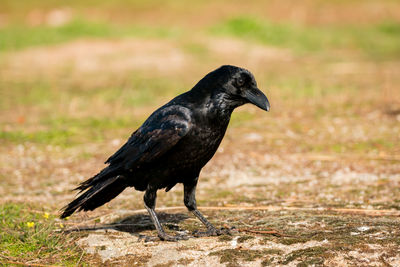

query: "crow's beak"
(244, 87), (270, 112)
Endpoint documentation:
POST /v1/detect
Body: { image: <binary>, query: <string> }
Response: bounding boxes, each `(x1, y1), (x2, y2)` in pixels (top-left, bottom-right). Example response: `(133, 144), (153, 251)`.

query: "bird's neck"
(192, 92), (237, 128)
(185, 86), (240, 122)
(209, 91), (238, 117)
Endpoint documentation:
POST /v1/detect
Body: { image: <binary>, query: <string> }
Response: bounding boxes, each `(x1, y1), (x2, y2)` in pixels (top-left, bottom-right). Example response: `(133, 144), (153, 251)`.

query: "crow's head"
(202, 65), (270, 112)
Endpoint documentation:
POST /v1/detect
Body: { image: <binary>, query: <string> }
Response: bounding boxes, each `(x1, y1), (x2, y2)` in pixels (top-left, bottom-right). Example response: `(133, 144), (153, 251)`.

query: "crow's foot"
(159, 233), (189, 242)
(193, 226), (236, 237)
(138, 235), (158, 242)
(138, 233), (189, 242)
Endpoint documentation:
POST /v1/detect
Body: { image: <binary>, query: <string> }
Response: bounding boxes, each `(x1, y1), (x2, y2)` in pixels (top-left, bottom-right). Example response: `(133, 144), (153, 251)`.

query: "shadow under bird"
(61, 65), (270, 241)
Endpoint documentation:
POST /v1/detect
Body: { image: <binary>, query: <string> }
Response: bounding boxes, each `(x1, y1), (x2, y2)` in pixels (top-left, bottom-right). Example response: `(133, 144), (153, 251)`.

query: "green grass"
(0, 203), (85, 265)
(211, 17), (320, 51)
(3, 13), (399, 59)
(210, 16), (400, 59)
(0, 81), (56, 110)
(0, 115), (146, 146)
(1, 74), (185, 109)
(42, 116), (136, 130)
(210, 248), (282, 265)
(0, 18), (181, 51)
(0, 74), (190, 146)
(281, 246), (328, 266)
(0, 73), (190, 147)
(0, 129), (77, 146)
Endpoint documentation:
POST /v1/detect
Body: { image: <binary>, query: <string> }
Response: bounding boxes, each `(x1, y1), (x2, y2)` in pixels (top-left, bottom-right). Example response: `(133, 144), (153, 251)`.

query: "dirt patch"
(205, 37), (293, 63)
(2, 38), (188, 78)
(76, 227), (329, 266)
(71, 208), (400, 266)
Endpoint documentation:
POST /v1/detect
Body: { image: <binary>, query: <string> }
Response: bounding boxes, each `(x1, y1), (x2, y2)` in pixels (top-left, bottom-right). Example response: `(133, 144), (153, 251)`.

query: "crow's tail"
(60, 167), (127, 218)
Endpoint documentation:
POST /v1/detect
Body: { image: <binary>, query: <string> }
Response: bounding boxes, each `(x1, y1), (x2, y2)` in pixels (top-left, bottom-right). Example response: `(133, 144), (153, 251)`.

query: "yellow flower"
(59, 223), (64, 229)
(64, 216), (70, 221)
(43, 212), (49, 219)
(26, 222), (35, 228)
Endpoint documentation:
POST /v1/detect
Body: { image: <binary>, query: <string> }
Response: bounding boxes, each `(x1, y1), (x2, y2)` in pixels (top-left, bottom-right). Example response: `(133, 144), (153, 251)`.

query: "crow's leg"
(144, 185), (188, 241)
(184, 180), (233, 237)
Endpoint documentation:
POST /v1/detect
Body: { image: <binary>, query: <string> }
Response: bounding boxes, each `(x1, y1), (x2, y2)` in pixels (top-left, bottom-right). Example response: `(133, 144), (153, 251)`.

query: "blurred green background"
(1, 0), (399, 148)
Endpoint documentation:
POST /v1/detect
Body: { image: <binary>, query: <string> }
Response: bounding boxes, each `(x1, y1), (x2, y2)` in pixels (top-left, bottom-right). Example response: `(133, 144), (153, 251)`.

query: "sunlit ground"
(1, 0), (399, 265)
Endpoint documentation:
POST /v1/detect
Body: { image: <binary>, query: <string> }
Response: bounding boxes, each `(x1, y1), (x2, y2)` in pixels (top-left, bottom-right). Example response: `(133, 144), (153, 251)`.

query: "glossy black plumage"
(61, 65), (270, 240)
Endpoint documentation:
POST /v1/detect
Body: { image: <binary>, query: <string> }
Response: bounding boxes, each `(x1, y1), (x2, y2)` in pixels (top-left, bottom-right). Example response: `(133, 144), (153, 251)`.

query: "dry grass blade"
(1, 261), (60, 267)
(238, 228), (290, 237)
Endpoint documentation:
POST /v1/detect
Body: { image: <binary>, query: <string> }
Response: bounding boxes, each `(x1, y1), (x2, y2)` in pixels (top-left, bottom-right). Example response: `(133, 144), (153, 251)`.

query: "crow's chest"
(189, 126), (226, 150)
(162, 122), (228, 170)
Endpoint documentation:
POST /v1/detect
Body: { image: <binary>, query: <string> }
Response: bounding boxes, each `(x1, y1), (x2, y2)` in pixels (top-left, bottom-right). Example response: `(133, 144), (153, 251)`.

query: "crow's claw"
(159, 233), (189, 242)
(138, 234), (159, 242)
(220, 226), (237, 235)
(138, 233), (189, 242)
(193, 226), (236, 237)
(192, 229), (219, 237)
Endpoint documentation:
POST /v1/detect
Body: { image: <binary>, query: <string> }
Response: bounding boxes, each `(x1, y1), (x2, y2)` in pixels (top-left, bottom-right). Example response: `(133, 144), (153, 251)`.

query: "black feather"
(60, 65), (269, 220)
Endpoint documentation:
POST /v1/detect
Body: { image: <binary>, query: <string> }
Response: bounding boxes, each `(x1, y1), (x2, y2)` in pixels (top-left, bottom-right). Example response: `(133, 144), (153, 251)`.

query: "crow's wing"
(105, 111), (191, 169)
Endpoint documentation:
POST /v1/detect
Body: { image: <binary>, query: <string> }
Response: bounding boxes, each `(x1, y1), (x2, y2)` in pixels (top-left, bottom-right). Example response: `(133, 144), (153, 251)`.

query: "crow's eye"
(237, 78), (245, 87)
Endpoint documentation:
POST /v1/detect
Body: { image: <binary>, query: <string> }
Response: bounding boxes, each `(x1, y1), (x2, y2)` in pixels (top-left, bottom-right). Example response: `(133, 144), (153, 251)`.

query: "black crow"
(61, 65), (270, 241)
